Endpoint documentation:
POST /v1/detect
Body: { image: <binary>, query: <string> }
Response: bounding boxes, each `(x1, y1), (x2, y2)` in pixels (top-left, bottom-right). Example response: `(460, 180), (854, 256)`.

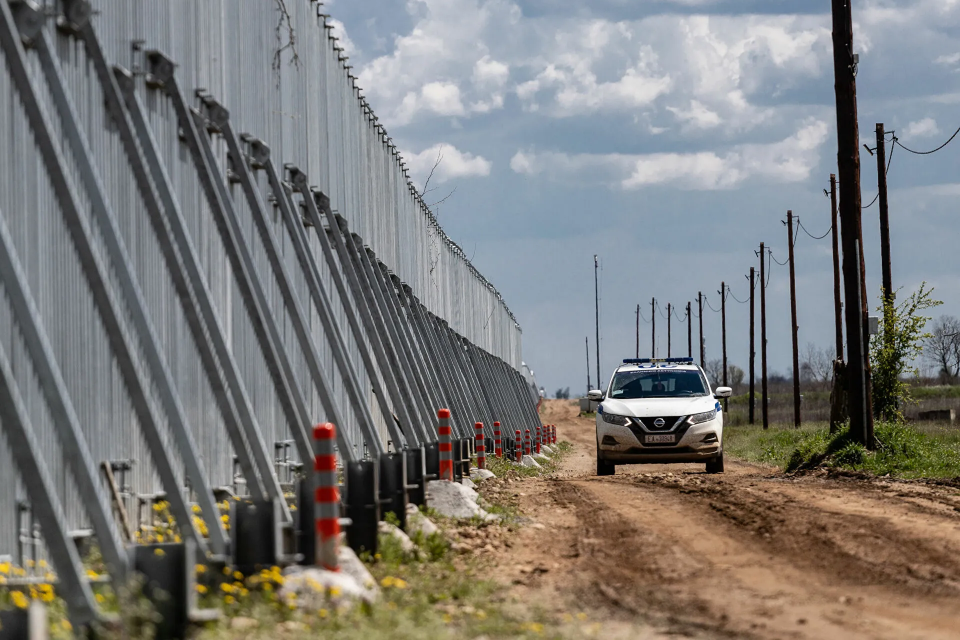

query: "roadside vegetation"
(725, 421), (960, 480)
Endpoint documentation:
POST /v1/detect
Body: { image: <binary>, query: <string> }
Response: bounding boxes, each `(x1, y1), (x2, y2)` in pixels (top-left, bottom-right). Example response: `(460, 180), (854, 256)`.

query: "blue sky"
(328, 0), (960, 395)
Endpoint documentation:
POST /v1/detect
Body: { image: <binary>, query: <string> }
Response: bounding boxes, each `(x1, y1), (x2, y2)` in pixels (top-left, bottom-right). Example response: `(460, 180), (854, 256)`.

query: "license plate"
(645, 434), (676, 444)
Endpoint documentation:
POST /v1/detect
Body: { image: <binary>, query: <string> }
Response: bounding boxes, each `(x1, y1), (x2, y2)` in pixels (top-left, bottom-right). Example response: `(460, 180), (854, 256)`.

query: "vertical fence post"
(313, 424), (340, 572)
(438, 409), (453, 481)
(494, 422), (502, 458)
(475, 423), (486, 470)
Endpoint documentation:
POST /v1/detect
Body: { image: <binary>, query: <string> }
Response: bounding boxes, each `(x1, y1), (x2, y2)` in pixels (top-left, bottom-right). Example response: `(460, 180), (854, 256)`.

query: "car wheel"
(705, 452), (724, 474)
(596, 447), (615, 476)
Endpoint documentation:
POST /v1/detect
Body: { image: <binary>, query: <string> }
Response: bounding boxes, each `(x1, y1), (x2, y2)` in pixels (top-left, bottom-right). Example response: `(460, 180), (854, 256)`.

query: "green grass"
(725, 421), (960, 480)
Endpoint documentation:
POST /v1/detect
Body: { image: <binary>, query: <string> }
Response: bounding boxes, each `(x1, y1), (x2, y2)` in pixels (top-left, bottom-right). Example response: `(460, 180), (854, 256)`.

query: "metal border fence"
(0, 0), (541, 630)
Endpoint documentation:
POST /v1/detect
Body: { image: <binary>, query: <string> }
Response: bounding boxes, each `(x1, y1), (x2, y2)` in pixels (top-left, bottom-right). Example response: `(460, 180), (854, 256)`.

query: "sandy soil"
(480, 400), (960, 639)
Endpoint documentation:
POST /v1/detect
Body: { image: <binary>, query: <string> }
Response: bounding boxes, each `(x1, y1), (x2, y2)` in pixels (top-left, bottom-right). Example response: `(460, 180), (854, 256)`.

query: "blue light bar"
(622, 357), (694, 364)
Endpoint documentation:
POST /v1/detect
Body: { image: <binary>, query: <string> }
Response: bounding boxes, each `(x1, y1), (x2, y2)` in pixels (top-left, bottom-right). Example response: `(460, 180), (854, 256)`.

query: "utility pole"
(635, 304), (640, 359)
(594, 255), (601, 391)
(651, 297), (656, 358)
(667, 303), (672, 358)
(831, 0), (873, 448)
(876, 123), (893, 306)
(786, 211), (801, 428)
(748, 268), (756, 425)
(698, 292), (705, 369)
(687, 302), (692, 358)
(720, 283), (727, 387)
(585, 336), (591, 393)
(830, 174), (843, 360)
(760, 243), (769, 430)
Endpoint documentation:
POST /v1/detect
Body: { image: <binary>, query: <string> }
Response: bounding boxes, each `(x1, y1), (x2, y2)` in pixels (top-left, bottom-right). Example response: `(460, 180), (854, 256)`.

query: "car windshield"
(607, 369), (708, 399)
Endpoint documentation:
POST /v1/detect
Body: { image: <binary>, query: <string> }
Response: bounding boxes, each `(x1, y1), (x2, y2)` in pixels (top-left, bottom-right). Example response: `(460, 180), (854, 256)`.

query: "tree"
(554, 387), (570, 400)
(728, 365), (745, 392)
(871, 284), (941, 422)
(705, 359), (724, 386)
(800, 343), (833, 386)
(924, 315), (960, 380)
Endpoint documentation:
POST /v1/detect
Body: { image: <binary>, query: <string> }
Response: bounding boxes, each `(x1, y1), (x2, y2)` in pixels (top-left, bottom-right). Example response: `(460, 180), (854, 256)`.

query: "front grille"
(626, 421), (693, 445)
(638, 416), (685, 431)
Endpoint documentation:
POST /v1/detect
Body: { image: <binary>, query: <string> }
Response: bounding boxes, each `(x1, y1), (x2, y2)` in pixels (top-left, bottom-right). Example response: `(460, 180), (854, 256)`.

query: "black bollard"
(297, 478), (315, 565)
(345, 460), (379, 556)
(233, 498), (277, 575)
(404, 447), (426, 507)
(424, 441), (440, 480)
(133, 543), (188, 640)
(379, 452), (408, 530)
(452, 439), (463, 482)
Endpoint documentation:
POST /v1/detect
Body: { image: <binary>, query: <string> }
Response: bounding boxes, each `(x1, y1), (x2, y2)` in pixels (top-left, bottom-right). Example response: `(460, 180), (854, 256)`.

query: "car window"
(608, 370), (708, 399)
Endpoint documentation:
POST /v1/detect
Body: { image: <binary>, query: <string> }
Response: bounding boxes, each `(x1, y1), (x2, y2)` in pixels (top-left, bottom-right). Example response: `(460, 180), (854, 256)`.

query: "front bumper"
(597, 418), (722, 464)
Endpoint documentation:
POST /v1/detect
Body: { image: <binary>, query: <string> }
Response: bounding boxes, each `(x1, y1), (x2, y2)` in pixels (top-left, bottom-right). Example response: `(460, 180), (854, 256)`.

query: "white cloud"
(328, 19), (357, 58)
(903, 118), (940, 139)
(935, 52), (960, 66)
(405, 144), (493, 184)
(511, 120), (828, 190)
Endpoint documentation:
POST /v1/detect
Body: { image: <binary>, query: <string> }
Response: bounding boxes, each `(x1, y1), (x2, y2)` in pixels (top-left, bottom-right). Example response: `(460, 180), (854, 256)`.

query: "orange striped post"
(515, 429), (522, 462)
(524, 429), (531, 456)
(438, 409), (453, 481)
(475, 422), (486, 470)
(493, 421), (502, 458)
(313, 423), (340, 572)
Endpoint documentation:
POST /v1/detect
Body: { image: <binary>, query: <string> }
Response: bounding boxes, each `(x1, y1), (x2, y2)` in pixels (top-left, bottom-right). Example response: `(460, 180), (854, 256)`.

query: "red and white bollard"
(475, 422), (486, 470)
(515, 429), (522, 462)
(524, 429), (531, 456)
(438, 408), (453, 481)
(535, 425), (542, 454)
(313, 423), (340, 572)
(552, 425), (557, 444)
(494, 421), (502, 458)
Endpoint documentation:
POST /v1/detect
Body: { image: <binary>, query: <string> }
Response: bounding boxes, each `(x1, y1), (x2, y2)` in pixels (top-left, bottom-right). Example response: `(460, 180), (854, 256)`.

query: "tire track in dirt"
(491, 401), (960, 639)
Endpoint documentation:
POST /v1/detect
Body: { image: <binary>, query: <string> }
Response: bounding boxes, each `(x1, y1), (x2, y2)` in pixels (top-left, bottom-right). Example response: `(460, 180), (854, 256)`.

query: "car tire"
(596, 447), (615, 476)
(705, 452), (724, 474)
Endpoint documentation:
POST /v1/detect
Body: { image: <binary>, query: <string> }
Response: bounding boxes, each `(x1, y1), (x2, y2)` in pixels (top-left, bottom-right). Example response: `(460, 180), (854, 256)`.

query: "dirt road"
(483, 400), (960, 639)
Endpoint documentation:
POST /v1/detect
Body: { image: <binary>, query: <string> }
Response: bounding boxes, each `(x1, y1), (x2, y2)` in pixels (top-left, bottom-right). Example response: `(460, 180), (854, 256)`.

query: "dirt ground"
(480, 400), (960, 639)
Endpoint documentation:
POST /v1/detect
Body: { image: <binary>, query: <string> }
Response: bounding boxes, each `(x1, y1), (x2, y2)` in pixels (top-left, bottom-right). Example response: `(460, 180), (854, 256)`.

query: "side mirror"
(587, 390), (604, 401)
(714, 387), (733, 399)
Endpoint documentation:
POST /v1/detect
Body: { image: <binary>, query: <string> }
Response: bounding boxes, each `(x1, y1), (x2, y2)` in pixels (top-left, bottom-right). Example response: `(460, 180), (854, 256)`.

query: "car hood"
(600, 396), (718, 418)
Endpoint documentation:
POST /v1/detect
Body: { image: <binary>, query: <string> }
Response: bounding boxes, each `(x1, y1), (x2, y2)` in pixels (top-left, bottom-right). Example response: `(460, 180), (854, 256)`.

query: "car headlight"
(601, 412), (631, 426)
(689, 409), (717, 425)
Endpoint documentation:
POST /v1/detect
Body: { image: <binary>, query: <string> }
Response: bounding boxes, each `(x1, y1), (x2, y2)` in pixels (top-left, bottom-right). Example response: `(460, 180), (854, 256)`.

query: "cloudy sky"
(328, 0), (960, 395)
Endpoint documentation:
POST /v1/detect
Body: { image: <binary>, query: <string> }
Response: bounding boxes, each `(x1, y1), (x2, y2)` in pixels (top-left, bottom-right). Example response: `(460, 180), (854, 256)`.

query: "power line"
(798, 219), (831, 240)
(703, 295), (721, 313)
(895, 126), (960, 155)
(770, 251), (789, 266)
(726, 283), (750, 304)
(862, 136), (897, 209)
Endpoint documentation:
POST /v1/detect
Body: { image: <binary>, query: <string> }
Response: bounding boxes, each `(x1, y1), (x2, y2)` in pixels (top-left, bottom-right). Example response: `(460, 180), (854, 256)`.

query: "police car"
(587, 358), (731, 476)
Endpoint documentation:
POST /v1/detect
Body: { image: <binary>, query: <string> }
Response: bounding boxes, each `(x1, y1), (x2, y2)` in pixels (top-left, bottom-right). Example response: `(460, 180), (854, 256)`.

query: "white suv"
(588, 358), (732, 476)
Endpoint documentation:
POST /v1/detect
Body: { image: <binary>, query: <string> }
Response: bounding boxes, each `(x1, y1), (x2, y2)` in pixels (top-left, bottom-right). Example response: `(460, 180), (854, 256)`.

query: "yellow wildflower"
(263, 582), (273, 592)
(38, 560), (48, 569)
(61, 620), (72, 631)
(86, 569), (99, 580)
(328, 586), (342, 598)
(196, 564), (207, 574)
(222, 566), (232, 576)
(442, 613), (452, 624)
(224, 595), (235, 605)
(11, 591), (28, 609)
(233, 571), (243, 581)
(154, 548), (165, 557)
(220, 583), (233, 593)
(95, 593), (105, 604)
(192, 504), (202, 514)
(0, 561), (10, 574)
(196, 584), (208, 595)
(576, 612), (588, 621)
(26, 559), (35, 568)
(319, 608), (329, 618)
